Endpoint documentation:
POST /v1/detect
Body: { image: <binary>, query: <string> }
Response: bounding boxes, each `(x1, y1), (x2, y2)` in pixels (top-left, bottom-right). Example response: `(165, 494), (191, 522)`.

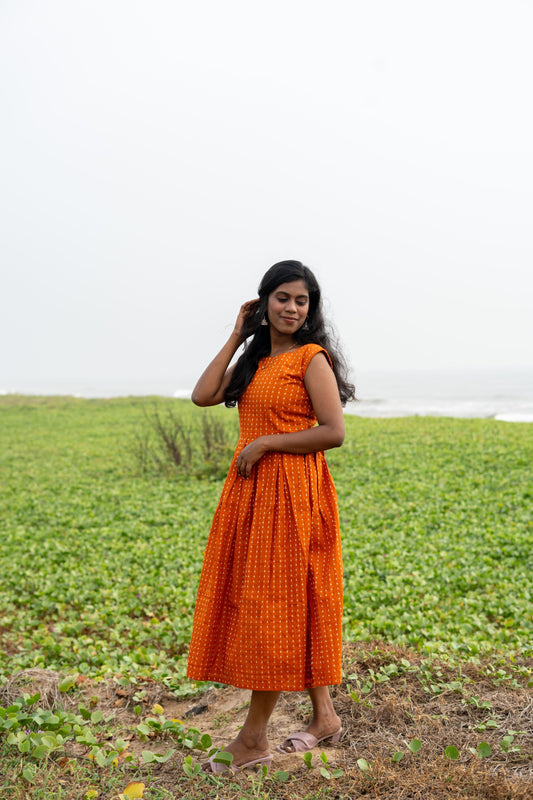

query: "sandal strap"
(284, 731), (319, 750)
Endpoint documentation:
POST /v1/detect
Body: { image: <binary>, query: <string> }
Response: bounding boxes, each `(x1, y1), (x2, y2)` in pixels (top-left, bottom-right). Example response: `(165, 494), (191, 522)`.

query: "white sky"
(1, 0), (532, 390)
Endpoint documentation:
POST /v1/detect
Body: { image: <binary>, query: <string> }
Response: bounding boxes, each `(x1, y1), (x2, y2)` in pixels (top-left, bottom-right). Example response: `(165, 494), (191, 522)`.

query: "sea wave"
(346, 397), (533, 421)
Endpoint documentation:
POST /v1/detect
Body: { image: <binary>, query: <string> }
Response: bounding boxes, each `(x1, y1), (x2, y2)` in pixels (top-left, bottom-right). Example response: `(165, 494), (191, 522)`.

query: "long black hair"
(224, 260), (355, 407)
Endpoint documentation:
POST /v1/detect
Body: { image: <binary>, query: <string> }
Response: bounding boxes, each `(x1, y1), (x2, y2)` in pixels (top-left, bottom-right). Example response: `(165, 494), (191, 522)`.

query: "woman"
(187, 260), (355, 772)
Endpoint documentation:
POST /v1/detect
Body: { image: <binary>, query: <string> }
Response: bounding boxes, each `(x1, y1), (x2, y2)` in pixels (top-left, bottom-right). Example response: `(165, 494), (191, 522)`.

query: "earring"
(260, 316), (268, 326)
(303, 319), (309, 330)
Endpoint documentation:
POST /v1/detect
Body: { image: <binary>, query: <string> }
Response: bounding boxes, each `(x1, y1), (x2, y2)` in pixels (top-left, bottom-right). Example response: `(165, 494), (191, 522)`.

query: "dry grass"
(0, 668), (73, 711)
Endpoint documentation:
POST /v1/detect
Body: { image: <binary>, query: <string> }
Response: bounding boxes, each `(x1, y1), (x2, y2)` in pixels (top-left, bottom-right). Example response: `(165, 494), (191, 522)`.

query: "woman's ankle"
(307, 710), (341, 734)
(235, 728), (269, 751)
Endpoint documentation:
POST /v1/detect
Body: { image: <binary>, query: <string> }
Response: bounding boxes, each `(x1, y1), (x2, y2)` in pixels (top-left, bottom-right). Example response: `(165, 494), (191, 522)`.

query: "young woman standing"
(187, 260), (355, 771)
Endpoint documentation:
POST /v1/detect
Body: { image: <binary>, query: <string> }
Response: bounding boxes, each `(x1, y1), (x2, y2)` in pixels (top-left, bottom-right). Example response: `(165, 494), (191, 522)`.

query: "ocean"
(2, 368), (533, 422)
(346, 368), (533, 422)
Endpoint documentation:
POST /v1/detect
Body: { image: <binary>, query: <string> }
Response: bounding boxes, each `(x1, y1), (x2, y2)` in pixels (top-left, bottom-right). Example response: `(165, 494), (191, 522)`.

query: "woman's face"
(266, 279), (309, 336)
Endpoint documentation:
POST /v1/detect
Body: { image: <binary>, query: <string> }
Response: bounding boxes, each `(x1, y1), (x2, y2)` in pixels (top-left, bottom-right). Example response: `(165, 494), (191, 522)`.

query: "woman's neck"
(269, 333), (297, 357)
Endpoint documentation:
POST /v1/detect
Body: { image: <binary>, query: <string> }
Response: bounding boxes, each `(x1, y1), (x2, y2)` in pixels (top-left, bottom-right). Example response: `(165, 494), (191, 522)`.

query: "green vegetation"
(0, 395), (532, 799)
(1, 395), (531, 687)
(329, 414), (533, 654)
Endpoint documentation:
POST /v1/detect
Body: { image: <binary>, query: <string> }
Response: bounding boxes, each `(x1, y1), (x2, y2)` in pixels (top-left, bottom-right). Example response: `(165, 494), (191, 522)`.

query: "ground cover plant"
(0, 395), (532, 798)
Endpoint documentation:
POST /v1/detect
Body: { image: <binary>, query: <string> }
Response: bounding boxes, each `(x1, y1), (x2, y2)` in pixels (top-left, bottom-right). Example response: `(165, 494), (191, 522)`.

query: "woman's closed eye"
(277, 295), (307, 306)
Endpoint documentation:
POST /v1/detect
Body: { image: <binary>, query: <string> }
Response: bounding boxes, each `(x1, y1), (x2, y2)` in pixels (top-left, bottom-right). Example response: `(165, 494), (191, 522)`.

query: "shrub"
(131, 404), (238, 480)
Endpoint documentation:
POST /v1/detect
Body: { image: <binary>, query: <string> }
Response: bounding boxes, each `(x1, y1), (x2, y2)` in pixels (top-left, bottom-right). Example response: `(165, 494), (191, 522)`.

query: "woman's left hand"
(236, 438), (267, 478)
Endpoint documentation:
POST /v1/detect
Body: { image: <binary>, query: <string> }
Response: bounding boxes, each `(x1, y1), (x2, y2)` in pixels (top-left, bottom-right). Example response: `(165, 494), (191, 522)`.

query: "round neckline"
(263, 346), (303, 360)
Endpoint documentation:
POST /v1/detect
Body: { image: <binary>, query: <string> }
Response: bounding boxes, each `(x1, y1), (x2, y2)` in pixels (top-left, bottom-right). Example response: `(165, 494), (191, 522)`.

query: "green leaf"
(136, 723), (151, 737)
(213, 750), (233, 765)
(357, 757), (371, 772)
(155, 749), (174, 763)
(58, 675), (77, 692)
(200, 733), (212, 750)
(22, 765), (36, 782)
(319, 767), (331, 779)
(445, 746), (460, 760)
(182, 755), (201, 777)
(392, 751), (405, 762)
(142, 750), (155, 763)
(303, 751), (313, 769)
(408, 738), (422, 753)
(320, 751), (328, 765)
(477, 742), (492, 758)
(95, 748), (108, 767)
(41, 734), (58, 749)
(273, 770), (290, 782)
(77, 730), (97, 745)
(91, 710), (103, 724)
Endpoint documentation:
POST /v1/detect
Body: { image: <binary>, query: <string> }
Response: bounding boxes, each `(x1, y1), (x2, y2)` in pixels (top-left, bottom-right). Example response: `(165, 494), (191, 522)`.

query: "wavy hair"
(224, 260), (355, 407)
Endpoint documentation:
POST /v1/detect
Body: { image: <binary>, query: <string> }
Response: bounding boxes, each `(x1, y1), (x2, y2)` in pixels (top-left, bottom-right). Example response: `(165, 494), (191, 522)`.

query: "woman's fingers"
(234, 298), (260, 337)
(236, 450), (250, 478)
(236, 456), (250, 478)
(236, 438), (265, 478)
(240, 299), (260, 318)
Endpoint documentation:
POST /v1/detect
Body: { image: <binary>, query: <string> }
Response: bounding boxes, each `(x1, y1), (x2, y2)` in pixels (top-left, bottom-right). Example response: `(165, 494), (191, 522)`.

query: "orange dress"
(186, 343), (343, 691)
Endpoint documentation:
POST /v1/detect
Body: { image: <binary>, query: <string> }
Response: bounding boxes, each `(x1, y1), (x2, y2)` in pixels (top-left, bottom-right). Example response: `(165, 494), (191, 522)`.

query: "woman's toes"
(278, 740), (294, 753)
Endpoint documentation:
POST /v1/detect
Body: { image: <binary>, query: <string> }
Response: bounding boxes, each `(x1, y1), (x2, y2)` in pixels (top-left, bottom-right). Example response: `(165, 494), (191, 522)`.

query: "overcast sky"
(1, 0), (532, 391)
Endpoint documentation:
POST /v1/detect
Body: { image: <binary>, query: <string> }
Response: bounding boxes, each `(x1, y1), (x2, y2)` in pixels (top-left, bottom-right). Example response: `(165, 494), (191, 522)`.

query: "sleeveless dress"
(186, 343), (343, 691)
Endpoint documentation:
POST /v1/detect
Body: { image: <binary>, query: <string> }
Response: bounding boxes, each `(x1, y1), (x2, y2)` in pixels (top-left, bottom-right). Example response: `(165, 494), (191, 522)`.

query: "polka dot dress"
(186, 344), (343, 691)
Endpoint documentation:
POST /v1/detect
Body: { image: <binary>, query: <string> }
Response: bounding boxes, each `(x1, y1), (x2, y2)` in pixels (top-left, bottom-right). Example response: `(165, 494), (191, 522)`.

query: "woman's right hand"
(234, 299), (260, 340)
(192, 298), (260, 407)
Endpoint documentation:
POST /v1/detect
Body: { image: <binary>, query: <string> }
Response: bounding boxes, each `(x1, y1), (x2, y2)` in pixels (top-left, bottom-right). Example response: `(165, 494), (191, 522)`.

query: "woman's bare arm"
(235, 352), (345, 477)
(191, 299), (259, 407)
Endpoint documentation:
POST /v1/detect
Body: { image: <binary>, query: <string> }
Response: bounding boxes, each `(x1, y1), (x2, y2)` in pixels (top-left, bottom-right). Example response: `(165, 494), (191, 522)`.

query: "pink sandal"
(277, 727), (342, 754)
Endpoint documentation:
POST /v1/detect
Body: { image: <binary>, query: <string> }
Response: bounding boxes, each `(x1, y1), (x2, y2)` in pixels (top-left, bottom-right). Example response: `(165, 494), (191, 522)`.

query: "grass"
(330, 415), (533, 654)
(0, 394), (532, 798)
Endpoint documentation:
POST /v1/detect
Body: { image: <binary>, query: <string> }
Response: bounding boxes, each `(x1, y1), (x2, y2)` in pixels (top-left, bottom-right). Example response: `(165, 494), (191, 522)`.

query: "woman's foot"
(224, 736), (272, 766)
(204, 731), (271, 771)
(204, 689), (280, 771)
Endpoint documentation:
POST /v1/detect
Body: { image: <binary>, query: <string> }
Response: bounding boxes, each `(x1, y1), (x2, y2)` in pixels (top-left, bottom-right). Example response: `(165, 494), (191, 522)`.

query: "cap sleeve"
(300, 343), (333, 375)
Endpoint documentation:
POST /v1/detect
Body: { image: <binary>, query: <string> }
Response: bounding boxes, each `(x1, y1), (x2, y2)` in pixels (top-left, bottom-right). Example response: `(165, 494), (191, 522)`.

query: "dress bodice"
(237, 344), (328, 441)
